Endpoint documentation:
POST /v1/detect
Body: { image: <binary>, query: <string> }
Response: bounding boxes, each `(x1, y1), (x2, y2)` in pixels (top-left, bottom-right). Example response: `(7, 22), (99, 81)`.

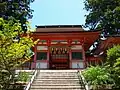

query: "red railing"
(86, 57), (102, 66)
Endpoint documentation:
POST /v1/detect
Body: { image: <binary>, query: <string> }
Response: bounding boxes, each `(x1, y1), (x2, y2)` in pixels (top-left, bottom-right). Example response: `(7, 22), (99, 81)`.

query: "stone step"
(38, 70), (77, 73)
(30, 70), (85, 90)
(37, 75), (77, 77)
(30, 85), (85, 89)
(38, 75), (78, 77)
(37, 76), (78, 78)
(39, 72), (77, 74)
(30, 88), (85, 90)
(33, 80), (82, 84)
(34, 79), (79, 81)
(39, 72), (77, 73)
(33, 82), (81, 85)
(36, 77), (79, 79)
(37, 75), (78, 77)
(32, 84), (83, 86)
(38, 73), (77, 74)
(38, 73), (77, 75)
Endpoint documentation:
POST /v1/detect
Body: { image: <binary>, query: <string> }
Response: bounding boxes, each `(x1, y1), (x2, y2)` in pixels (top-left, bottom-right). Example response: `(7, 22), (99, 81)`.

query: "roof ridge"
(36, 25), (82, 28)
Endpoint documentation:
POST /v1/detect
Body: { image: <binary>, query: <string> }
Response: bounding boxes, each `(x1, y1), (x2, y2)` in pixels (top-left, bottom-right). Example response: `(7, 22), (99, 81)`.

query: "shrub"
(17, 72), (30, 83)
(82, 66), (114, 89)
(107, 45), (120, 67)
(106, 45), (120, 88)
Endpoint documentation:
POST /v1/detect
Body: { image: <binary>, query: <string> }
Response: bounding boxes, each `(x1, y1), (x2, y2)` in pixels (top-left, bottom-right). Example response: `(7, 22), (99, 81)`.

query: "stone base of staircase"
(30, 70), (85, 90)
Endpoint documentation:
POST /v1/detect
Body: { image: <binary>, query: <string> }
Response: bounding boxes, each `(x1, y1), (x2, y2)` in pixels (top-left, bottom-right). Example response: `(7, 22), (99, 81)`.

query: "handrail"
(36, 62), (41, 71)
(77, 63), (89, 90)
(77, 63), (80, 68)
(24, 62), (40, 90)
(79, 71), (89, 90)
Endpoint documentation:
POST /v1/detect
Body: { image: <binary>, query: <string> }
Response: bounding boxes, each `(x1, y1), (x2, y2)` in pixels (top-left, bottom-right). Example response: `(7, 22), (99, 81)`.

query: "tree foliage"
(0, 18), (36, 89)
(0, 0), (34, 32)
(82, 66), (113, 90)
(106, 45), (120, 88)
(84, 0), (120, 35)
(107, 45), (120, 66)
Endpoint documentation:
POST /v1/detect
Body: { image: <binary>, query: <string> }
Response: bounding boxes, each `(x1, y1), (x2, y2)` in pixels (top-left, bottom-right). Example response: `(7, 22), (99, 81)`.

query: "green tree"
(107, 45), (120, 66)
(0, 0), (34, 32)
(82, 66), (113, 90)
(106, 45), (120, 88)
(84, 0), (120, 35)
(0, 18), (36, 89)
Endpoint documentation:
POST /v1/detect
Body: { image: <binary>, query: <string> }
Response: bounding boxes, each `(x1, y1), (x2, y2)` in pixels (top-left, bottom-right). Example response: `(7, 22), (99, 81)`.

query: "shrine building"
(30, 25), (100, 69)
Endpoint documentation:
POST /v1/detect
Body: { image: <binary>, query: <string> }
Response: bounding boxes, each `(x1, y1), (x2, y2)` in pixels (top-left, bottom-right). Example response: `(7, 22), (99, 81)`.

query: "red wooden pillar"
(68, 39), (72, 68)
(81, 38), (86, 68)
(82, 45), (86, 68)
(47, 39), (51, 68)
(31, 45), (37, 69)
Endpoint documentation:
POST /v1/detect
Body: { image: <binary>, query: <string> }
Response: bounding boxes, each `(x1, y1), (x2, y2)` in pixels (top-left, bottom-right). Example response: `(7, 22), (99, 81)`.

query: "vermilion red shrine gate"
(30, 25), (100, 69)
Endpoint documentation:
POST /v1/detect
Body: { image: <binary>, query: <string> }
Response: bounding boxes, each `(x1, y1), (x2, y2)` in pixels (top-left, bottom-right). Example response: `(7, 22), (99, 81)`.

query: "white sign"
(37, 46), (48, 50)
(71, 45), (82, 50)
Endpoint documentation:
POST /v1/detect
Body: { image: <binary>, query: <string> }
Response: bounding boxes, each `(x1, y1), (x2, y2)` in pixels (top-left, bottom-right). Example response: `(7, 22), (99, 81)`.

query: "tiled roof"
(36, 25), (82, 28)
(35, 25), (84, 32)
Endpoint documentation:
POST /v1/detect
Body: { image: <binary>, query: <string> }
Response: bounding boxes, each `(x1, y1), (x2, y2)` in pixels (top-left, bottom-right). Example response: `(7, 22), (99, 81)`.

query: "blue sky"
(30, 0), (87, 29)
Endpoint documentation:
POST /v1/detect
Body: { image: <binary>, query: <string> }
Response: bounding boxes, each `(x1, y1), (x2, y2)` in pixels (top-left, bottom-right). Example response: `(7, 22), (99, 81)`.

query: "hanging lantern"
(58, 50), (60, 54)
(56, 48), (58, 51)
(62, 48), (65, 54)
(64, 48), (66, 51)
(51, 48), (54, 51)
(53, 50), (56, 54)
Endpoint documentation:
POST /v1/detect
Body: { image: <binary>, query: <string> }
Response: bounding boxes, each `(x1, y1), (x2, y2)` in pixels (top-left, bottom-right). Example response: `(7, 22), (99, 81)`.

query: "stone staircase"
(30, 70), (85, 90)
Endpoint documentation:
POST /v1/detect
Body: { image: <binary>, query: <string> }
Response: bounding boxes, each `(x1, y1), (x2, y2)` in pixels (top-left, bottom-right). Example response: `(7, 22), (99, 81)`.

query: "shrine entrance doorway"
(50, 46), (69, 69)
